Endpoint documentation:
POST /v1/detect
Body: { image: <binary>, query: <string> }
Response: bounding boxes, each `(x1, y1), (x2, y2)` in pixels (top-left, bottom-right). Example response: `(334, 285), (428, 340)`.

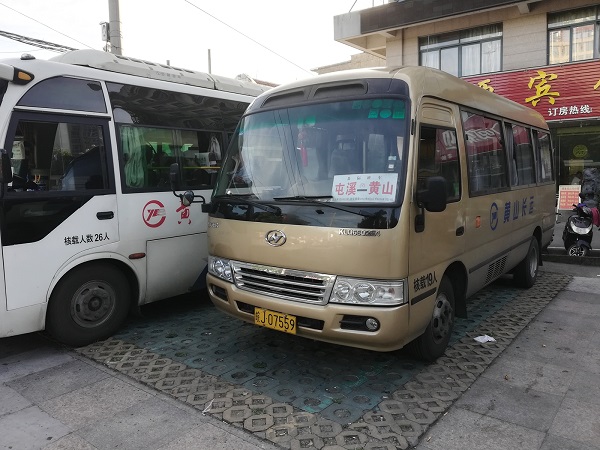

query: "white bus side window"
(418, 125), (461, 202)
(118, 127), (227, 191)
(17, 77), (106, 113)
(462, 110), (508, 195)
(8, 118), (108, 192)
(108, 82), (246, 193)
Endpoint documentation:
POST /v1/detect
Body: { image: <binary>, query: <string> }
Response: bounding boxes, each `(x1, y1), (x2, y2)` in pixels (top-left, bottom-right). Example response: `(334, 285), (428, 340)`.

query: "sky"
(0, 0), (386, 85)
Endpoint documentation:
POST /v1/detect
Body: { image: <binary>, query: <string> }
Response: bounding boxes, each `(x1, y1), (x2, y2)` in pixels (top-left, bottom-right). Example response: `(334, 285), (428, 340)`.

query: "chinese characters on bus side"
(142, 199), (192, 228)
(413, 271), (437, 293)
(64, 233), (109, 245)
(490, 196), (535, 231)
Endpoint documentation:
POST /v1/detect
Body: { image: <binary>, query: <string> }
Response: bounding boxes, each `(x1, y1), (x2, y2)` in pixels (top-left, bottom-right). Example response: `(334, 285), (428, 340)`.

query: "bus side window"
(118, 127), (226, 191)
(418, 125), (460, 202)
(534, 130), (554, 183)
(180, 132), (223, 189)
(462, 111), (507, 195)
(509, 123), (535, 186)
(7, 119), (108, 192)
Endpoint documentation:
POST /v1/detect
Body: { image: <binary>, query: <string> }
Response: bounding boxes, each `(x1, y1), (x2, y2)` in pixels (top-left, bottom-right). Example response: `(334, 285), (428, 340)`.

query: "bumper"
(206, 274), (413, 352)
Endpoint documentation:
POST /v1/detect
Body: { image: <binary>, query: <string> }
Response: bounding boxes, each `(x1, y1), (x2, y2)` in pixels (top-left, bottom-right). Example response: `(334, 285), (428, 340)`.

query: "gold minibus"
(202, 66), (555, 361)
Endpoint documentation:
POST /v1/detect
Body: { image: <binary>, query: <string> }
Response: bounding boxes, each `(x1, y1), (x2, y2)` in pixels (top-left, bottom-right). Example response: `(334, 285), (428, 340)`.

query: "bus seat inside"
(329, 136), (361, 176)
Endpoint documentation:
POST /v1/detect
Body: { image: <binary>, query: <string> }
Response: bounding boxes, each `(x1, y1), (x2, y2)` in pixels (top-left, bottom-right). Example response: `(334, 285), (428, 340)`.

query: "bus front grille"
(231, 262), (336, 305)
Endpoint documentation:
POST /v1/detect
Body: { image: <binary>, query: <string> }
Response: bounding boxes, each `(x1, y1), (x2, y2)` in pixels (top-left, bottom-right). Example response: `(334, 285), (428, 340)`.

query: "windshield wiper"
(213, 194), (282, 216)
(272, 195), (376, 218)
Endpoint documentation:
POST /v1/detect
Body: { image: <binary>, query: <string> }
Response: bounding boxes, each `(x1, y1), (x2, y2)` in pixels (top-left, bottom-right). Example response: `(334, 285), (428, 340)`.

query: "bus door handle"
(97, 211), (114, 220)
(456, 226), (464, 236)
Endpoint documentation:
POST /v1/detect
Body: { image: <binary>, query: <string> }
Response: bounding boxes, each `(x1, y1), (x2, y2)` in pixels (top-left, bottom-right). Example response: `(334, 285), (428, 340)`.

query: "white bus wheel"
(46, 264), (131, 347)
(408, 276), (454, 362)
(513, 238), (539, 288)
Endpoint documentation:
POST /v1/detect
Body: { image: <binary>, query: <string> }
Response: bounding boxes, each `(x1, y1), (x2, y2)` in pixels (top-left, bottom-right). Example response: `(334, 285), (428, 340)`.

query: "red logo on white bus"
(143, 200), (167, 228)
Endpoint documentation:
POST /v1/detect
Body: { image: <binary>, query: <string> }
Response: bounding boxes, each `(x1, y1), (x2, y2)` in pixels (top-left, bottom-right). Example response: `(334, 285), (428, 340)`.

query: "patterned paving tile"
(77, 272), (571, 449)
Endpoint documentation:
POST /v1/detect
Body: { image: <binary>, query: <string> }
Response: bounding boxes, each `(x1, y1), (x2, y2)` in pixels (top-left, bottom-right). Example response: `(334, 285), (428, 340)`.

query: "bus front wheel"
(408, 276), (455, 362)
(46, 263), (131, 347)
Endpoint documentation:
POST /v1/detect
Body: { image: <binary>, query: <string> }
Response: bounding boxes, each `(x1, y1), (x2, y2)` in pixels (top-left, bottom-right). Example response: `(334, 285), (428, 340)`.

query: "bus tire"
(408, 276), (454, 362)
(513, 237), (539, 288)
(46, 263), (131, 347)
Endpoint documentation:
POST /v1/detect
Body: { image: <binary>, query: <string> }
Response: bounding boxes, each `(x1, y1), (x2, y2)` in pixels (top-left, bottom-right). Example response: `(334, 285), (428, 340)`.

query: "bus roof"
(48, 49), (269, 97)
(252, 65), (548, 130)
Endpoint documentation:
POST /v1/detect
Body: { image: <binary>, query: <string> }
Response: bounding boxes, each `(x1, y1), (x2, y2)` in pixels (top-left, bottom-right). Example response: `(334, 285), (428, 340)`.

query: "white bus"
(0, 49), (267, 346)
(203, 66), (556, 361)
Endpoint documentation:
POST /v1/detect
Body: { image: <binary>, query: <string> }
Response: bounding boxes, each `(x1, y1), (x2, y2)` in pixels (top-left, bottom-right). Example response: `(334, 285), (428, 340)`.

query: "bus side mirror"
(169, 162), (206, 207)
(416, 176), (447, 213)
(0, 150), (13, 184)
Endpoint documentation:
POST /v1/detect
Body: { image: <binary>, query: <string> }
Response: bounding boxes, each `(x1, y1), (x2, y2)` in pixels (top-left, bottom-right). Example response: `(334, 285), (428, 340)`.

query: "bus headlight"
(330, 277), (406, 306)
(208, 255), (233, 282)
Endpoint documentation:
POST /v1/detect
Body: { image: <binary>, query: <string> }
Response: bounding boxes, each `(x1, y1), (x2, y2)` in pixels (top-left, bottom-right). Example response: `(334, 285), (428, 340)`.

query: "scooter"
(562, 203), (594, 257)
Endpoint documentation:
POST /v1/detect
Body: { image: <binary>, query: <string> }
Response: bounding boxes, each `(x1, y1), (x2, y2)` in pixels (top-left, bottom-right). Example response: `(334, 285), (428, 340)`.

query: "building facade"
(332, 0), (600, 188)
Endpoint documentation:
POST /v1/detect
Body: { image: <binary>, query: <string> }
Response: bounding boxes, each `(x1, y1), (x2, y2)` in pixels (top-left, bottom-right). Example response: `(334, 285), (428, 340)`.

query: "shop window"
(548, 6), (599, 64)
(462, 111), (507, 195)
(420, 25), (502, 77)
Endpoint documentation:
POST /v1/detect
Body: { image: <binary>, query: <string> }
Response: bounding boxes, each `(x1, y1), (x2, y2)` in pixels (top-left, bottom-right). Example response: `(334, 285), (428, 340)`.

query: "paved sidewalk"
(0, 334), (276, 449)
(415, 261), (600, 450)
(0, 260), (598, 450)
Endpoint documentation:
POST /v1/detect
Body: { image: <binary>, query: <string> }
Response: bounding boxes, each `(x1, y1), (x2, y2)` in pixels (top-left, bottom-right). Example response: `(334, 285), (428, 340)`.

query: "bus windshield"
(215, 98), (409, 205)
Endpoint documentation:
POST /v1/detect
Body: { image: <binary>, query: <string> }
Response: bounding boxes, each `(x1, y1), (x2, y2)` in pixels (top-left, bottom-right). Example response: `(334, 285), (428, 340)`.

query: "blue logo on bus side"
(490, 196), (535, 231)
(490, 202), (499, 230)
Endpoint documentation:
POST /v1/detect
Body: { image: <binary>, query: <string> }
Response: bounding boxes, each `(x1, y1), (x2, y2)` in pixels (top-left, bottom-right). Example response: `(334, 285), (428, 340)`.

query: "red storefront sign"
(463, 60), (600, 122)
(558, 185), (581, 210)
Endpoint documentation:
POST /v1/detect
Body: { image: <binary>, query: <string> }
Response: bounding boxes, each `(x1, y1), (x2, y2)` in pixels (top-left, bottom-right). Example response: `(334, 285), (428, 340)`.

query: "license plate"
(254, 307), (297, 334)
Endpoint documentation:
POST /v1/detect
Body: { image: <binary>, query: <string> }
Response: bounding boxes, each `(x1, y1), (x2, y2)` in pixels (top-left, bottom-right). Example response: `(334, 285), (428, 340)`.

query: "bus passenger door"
(114, 126), (221, 303)
(408, 105), (466, 293)
(1, 113), (118, 311)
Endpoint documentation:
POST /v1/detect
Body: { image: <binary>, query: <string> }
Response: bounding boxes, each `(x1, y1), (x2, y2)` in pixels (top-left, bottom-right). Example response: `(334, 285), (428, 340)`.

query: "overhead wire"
(0, 1), (94, 50)
(183, 0), (313, 76)
(1, 0), (327, 76)
(0, 29), (77, 53)
(0, 47), (48, 54)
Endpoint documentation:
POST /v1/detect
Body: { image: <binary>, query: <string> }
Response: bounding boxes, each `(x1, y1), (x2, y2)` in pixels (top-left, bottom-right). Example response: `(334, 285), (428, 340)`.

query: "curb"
(543, 248), (600, 266)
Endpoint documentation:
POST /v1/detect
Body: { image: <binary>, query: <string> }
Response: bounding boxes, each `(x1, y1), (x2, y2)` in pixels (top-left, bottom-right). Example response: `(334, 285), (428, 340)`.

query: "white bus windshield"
(215, 98), (409, 204)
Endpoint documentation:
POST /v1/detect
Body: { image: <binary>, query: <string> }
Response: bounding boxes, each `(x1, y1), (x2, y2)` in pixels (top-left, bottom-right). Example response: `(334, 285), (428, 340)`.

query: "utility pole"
(108, 0), (123, 55)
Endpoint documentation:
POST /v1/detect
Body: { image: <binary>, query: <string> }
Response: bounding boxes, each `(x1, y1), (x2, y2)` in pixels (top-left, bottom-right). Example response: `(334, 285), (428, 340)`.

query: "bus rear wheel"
(408, 276), (454, 362)
(513, 237), (539, 288)
(46, 263), (131, 347)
